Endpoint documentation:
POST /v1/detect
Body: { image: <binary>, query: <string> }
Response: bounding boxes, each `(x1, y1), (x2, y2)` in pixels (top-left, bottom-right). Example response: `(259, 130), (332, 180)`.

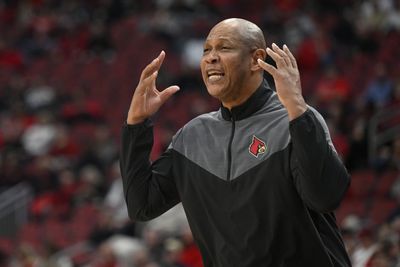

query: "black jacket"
(120, 81), (352, 267)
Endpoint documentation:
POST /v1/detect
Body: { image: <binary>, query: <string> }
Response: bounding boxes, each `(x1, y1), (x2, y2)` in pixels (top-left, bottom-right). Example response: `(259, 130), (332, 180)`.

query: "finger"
(283, 44), (297, 69)
(257, 58), (277, 77)
(140, 51), (165, 81)
(150, 70), (158, 92)
(159, 85), (180, 103)
(266, 47), (286, 69)
(140, 57), (160, 81)
(272, 43), (291, 67)
(142, 70), (158, 88)
(135, 70), (158, 96)
(157, 50), (166, 69)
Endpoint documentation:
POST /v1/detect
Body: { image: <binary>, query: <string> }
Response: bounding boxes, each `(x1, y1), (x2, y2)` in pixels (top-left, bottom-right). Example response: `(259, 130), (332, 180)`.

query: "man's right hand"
(126, 51), (180, 124)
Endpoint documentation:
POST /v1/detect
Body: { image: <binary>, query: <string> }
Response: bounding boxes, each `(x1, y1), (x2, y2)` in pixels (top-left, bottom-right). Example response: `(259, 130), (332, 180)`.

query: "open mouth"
(207, 71), (225, 82)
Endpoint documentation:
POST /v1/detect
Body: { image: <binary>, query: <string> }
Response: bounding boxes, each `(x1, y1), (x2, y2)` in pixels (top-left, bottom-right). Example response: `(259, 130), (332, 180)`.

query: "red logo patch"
(249, 135), (267, 158)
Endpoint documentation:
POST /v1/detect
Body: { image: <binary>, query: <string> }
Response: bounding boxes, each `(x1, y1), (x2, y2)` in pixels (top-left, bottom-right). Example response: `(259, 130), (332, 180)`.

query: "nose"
(204, 49), (219, 64)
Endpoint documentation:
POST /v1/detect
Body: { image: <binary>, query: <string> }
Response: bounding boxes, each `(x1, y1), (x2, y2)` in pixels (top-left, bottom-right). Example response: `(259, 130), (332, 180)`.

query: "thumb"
(159, 85), (180, 103)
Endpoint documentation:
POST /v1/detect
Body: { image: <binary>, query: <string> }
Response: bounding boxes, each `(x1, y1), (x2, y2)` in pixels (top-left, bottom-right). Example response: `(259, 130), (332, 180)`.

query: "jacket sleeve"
(289, 108), (350, 213)
(119, 120), (180, 221)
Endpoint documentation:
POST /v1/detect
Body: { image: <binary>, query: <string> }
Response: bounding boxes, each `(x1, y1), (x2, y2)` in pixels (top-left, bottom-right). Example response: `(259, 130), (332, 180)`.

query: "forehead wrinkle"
(204, 36), (238, 46)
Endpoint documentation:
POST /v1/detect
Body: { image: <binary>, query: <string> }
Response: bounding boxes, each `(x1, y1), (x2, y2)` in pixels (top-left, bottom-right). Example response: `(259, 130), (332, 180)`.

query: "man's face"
(200, 23), (253, 106)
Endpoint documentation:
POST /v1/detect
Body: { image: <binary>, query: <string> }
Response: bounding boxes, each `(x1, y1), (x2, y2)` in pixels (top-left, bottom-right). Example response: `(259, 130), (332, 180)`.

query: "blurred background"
(0, 0), (400, 266)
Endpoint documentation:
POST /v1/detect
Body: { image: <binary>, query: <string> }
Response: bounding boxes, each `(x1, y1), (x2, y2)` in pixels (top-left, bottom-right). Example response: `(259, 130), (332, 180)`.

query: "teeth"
(209, 74), (223, 82)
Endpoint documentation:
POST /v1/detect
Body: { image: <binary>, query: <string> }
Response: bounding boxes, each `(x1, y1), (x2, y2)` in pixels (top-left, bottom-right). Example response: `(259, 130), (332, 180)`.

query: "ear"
(250, 48), (267, 72)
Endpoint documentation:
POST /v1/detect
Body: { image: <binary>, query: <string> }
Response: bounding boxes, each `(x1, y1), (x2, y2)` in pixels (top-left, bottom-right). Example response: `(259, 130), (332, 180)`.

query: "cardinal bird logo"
(249, 135), (267, 158)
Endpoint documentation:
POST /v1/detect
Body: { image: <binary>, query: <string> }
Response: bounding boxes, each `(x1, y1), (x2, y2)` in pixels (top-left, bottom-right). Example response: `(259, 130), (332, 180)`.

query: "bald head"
(208, 18), (266, 51)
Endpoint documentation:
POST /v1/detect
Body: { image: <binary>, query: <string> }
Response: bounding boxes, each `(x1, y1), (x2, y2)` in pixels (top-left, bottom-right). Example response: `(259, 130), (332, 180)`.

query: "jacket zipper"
(227, 115), (236, 182)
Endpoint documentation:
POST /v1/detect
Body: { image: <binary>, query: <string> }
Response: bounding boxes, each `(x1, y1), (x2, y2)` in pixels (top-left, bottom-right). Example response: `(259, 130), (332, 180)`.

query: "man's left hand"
(257, 43), (307, 120)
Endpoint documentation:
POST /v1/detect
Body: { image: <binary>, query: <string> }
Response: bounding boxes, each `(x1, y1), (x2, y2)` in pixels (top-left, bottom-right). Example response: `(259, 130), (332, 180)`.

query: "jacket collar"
(220, 79), (273, 121)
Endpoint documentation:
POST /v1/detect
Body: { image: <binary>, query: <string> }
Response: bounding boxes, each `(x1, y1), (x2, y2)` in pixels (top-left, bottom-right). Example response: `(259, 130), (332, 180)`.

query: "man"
(120, 18), (351, 267)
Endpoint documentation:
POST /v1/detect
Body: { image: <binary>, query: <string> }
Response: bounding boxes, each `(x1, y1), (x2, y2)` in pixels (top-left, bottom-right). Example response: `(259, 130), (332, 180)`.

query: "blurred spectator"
(21, 111), (56, 156)
(367, 248), (391, 267)
(389, 79), (400, 106)
(352, 228), (379, 267)
(9, 243), (45, 267)
(142, 8), (182, 44)
(49, 124), (80, 159)
(345, 116), (369, 171)
(61, 90), (104, 125)
(89, 210), (119, 247)
(91, 243), (120, 267)
(358, 0), (390, 32)
(314, 65), (351, 108)
(161, 238), (185, 267)
(385, 0), (400, 31)
(181, 39), (203, 70)
(104, 235), (147, 267)
(0, 39), (24, 71)
(74, 165), (105, 203)
(179, 226), (203, 267)
(0, 74), (27, 113)
(103, 161), (129, 228)
(92, 124), (118, 166)
(24, 78), (57, 112)
(142, 227), (165, 264)
(87, 20), (115, 61)
(364, 63), (393, 109)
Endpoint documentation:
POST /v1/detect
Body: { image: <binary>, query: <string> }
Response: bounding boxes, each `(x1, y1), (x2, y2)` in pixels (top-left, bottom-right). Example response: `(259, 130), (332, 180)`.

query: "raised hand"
(127, 51), (180, 124)
(257, 43), (307, 120)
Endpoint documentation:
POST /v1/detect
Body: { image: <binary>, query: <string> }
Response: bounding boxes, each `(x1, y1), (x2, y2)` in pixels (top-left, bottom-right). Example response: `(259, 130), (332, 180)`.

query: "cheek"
(226, 57), (245, 75)
(200, 60), (206, 77)
(226, 64), (241, 82)
(235, 59), (251, 76)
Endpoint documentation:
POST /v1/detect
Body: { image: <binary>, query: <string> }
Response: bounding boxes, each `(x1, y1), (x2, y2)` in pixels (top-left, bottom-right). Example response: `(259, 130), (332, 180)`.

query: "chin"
(206, 84), (225, 100)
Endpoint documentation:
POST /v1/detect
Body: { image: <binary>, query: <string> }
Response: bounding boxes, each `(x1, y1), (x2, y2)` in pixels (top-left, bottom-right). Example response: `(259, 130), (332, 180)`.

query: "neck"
(222, 75), (263, 110)
(219, 78), (272, 121)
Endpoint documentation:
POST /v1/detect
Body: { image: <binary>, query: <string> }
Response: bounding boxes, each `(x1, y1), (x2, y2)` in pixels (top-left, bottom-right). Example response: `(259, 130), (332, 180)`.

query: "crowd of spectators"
(0, 0), (400, 266)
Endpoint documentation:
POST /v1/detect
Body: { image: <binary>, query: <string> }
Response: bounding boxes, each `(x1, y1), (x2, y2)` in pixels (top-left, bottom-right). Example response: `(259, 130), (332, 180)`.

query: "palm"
(142, 87), (164, 116)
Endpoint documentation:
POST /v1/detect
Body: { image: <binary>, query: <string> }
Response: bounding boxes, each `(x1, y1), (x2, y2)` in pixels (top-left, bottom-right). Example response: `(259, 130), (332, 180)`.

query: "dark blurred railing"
(0, 183), (33, 237)
(369, 104), (400, 164)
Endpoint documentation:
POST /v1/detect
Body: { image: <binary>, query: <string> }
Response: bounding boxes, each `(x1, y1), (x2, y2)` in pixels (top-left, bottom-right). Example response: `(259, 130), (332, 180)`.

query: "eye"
(221, 46), (230, 50)
(203, 48), (210, 55)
